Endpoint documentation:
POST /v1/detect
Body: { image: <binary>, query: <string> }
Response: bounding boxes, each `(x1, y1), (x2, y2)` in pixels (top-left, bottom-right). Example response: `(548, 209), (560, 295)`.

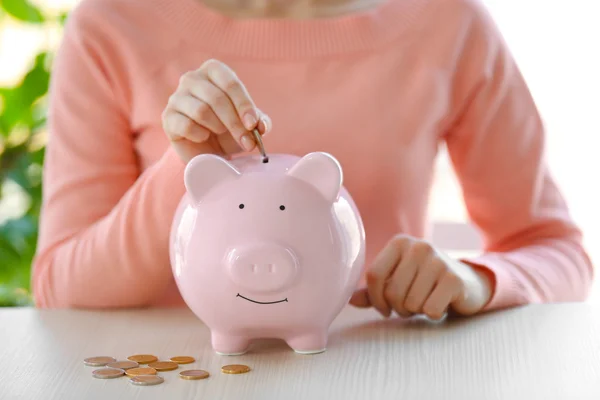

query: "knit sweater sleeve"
(445, 0), (594, 311)
(32, 6), (186, 308)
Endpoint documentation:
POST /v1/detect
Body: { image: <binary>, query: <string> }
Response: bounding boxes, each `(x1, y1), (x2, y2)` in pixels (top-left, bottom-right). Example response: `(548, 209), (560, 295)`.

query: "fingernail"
(349, 290), (370, 307)
(243, 113), (257, 130)
(261, 116), (271, 133)
(241, 134), (254, 151)
(377, 307), (389, 318)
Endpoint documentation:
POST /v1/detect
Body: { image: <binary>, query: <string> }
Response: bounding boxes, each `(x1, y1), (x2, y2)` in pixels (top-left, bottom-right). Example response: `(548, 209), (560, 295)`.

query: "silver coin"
(129, 375), (165, 386)
(92, 367), (125, 379)
(84, 356), (116, 366)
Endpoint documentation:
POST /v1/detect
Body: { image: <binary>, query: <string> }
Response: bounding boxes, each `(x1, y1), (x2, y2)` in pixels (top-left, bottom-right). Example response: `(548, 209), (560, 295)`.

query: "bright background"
(0, 0), (598, 305)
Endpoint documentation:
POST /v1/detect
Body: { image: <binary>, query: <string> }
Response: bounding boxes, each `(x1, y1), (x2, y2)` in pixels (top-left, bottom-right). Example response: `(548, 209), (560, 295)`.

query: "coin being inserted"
(221, 364), (251, 374)
(179, 369), (210, 380)
(126, 367), (157, 377)
(251, 128), (268, 163)
(92, 367), (125, 379)
(129, 375), (164, 386)
(106, 361), (139, 370)
(127, 354), (158, 364)
(84, 356), (117, 366)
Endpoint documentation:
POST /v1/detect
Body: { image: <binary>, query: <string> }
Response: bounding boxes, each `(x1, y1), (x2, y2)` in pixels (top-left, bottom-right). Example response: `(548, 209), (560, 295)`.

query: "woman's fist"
(349, 235), (494, 319)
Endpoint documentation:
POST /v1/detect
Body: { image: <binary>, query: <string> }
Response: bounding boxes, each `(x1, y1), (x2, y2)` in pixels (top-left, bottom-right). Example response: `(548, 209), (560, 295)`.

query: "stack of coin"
(84, 353), (251, 386)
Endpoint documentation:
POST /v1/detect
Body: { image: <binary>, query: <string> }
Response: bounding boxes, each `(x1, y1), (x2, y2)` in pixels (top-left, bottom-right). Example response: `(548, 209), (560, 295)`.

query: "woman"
(32, 0), (594, 318)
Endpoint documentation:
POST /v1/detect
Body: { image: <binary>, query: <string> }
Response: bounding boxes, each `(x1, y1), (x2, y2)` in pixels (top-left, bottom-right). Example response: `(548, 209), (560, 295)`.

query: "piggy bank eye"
(279, 205), (285, 211)
(239, 204), (245, 209)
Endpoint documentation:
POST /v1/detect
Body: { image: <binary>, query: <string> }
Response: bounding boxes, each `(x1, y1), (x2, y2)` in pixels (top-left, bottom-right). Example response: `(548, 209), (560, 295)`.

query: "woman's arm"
(32, 9), (186, 308)
(445, 0), (594, 311)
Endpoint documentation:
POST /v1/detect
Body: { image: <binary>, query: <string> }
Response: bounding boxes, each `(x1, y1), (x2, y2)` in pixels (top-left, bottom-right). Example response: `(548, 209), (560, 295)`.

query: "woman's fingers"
(422, 271), (462, 320)
(203, 60), (259, 128)
(186, 78), (254, 151)
(162, 59), (272, 163)
(168, 92), (227, 135)
(365, 237), (407, 317)
(403, 257), (444, 314)
(162, 110), (211, 144)
(256, 108), (272, 135)
(199, 60), (260, 150)
(383, 242), (427, 317)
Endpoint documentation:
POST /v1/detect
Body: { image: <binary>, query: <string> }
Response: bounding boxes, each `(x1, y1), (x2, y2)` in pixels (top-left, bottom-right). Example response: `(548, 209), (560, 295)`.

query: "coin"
(221, 364), (251, 374)
(106, 361), (139, 370)
(125, 367), (157, 377)
(84, 356), (117, 366)
(148, 361), (178, 371)
(252, 128), (268, 163)
(127, 354), (158, 364)
(92, 367), (125, 379)
(129, 375), (164, 386)
(179, 369), (210, 380)
(170, 356), (195, 364)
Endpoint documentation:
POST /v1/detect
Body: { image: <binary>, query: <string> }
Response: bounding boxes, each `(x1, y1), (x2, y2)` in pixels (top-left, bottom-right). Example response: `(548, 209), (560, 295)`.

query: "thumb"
(349, 288), (372, 308)
(256, 108), (272, 136)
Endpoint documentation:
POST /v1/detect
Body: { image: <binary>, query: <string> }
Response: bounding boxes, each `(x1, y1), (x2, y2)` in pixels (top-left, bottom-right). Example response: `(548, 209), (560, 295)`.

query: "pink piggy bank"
(170, 152), (366, 355)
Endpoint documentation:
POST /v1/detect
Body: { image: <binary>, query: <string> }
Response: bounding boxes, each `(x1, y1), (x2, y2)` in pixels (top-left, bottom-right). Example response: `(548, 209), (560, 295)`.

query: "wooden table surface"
(1, 304), (599, 400)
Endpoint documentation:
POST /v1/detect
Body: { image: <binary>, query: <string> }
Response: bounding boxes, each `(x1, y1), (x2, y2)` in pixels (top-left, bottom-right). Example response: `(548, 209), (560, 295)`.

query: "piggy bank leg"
(286, 331), (327, 355)
(211, 332), (251, 356)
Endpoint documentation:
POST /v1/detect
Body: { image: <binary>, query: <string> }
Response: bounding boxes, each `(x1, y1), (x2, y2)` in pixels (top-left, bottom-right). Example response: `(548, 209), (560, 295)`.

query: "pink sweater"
(33, 0), (594, 310)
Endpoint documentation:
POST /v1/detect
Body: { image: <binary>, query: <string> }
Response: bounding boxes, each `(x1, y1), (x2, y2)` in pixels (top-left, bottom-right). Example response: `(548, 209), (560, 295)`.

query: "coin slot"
(251, 264), (257, 273)
(267, 264), (274, 273)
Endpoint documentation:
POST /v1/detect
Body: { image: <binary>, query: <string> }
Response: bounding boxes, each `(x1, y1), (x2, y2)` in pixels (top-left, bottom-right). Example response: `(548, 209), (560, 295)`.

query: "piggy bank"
(170, 152), (366, 355)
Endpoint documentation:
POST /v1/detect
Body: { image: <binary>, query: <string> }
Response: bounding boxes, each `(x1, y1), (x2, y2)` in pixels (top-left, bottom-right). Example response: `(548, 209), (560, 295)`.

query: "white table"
(1, 304), (599, 400)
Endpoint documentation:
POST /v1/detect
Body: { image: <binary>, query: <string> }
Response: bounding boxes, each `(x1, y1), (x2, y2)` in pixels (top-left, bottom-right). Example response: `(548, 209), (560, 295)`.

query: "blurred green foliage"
(0, 0), (67, 306)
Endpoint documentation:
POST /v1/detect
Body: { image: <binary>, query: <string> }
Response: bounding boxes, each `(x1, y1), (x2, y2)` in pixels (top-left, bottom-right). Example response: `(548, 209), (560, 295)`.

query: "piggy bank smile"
(170, 152), (366, 355)
(236, 293), (288, 304)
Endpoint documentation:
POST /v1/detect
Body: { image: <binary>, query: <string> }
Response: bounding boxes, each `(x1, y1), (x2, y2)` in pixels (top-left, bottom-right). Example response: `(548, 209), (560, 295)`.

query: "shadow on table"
(226, 315), (466, 355)
(245, 311), (499, 355)
(246, 338), (293, 354)
(328, 311), (496, 348)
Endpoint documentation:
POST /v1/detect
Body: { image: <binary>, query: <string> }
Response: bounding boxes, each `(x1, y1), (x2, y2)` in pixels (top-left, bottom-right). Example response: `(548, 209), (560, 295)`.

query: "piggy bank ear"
(286, 152), (342, 202)
(184, 154), (240, 203)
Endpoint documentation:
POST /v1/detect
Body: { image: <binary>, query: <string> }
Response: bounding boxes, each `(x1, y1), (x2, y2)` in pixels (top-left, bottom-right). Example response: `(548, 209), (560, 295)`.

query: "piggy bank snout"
(226, 244), (299, 294)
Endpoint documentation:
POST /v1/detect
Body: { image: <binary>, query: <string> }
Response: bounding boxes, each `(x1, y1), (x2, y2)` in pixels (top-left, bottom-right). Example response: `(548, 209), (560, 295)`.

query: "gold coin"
(125, 367), (157, 377)
(92, 367), (125, 379)
(148, 361), (178, 371)
(106, 361), (139, 370)
(84, 356), (116, 366)
(127, 354), (158, 364)
(129, 375), (164, 386)
(179, 369), (210, 380)
(221, 364), (251, 374)
(170, 356), (195, 364)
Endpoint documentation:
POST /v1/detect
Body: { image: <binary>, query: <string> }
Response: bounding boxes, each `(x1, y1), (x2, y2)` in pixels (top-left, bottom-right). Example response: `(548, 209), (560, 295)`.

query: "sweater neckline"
(149, 0), (431, 60)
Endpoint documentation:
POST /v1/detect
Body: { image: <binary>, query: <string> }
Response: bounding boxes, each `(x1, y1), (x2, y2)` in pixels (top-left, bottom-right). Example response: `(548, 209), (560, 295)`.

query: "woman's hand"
(162, 59), (272, 162)
(349, 235), (494, 319)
